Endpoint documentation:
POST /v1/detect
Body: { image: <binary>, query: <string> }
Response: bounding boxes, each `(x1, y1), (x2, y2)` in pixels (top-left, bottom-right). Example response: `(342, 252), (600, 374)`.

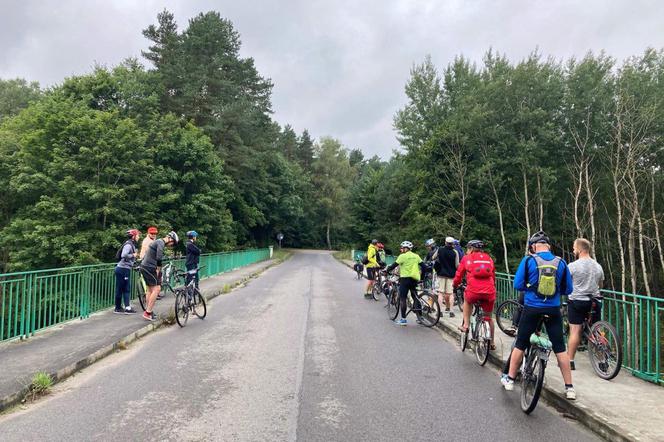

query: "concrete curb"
(334, 257), (634, 442)
(0, 257), (289, 414)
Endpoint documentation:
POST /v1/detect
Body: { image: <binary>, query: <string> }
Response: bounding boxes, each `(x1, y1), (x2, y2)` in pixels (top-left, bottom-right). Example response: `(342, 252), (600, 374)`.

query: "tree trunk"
(489, 166), (509, 273)
(572, 161), (584, 237)
(651, 174), (664, 277)
(584, 161), (597, 257)
(326, 219), (332, 250)
(537, 171), (544, 231)
(522, 167), (531, 254)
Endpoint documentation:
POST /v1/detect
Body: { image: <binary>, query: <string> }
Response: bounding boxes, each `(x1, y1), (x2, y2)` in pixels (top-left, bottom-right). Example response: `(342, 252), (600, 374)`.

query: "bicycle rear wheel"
(418, 293), (440, 327)
(174, 289), (189, 327)
(588, 321), (622, 380)
(192, 288), (207, 319)
(387, 289), (399, 320)
(371, 282), (382, 301)
(460, 326), (469, 352)
(136, 278), (147, 312)
(495, 299), (522, 336)
(475, 320), (490, 366)
(520, 353), (545, 414)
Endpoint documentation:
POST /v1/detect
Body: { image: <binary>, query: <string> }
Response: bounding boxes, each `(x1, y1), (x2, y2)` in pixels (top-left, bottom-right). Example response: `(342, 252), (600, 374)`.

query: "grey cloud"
(1, 0), (662, 159)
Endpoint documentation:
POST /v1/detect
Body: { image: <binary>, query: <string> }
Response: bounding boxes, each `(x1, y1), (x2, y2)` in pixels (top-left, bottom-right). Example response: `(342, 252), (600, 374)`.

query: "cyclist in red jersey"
(453, 240), (497, 350)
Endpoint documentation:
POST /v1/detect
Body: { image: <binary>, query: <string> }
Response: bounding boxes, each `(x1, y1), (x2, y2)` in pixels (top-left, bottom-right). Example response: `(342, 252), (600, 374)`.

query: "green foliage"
(0, 78), (41, 122)
(28, 371), (53, 400)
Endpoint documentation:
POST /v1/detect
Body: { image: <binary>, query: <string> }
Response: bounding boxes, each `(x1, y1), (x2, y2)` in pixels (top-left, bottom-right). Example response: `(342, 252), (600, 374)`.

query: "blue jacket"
(514, 251), (573, 308)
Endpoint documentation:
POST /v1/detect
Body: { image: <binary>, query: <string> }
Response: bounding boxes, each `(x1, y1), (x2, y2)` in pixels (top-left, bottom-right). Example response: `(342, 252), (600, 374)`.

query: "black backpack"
(360, 254), (369, 265)
(115, 240), (133, 262)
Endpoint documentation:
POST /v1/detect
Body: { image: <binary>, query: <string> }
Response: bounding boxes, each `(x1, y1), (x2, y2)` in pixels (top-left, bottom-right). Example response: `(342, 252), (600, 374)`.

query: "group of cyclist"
(114, 227), (202, 322)
(361, 230), (606, 401)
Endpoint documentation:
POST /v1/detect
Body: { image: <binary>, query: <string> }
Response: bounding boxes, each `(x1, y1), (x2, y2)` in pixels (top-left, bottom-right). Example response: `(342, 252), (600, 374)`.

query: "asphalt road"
(0, 251), (600, 441)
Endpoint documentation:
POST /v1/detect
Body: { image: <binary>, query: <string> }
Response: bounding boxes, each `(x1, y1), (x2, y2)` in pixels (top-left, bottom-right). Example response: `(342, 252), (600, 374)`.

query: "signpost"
(276, 232), (284, 248)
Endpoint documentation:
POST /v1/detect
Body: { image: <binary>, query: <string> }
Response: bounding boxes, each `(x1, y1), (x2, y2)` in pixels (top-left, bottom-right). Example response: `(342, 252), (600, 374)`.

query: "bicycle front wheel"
(588, 321), (622, 380)
(495, 299), (522, 336)
(387, 289), (399, 320)
(520, 353), (545, 414)
(418, 293), (440, 327)
(137, 278), (147, 312)
(371, 282), (382, 301)
(174, 290), (189, 327)
(475, 320), (490, 366)
(192, 288), (207, 319)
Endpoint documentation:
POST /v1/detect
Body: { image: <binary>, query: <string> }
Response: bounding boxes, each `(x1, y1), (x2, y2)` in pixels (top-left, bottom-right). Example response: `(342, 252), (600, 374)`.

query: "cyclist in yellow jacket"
(364, 239), (380, 298)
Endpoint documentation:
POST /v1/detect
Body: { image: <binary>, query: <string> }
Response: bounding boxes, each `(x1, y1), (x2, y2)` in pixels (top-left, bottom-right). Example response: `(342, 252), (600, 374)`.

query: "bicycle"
(561, 297), (622, 380)
(353, 261), (364, 279)
(132, 262), (148, 311)
(460, 302), (491, 366)
(496, 296), (622, 380)
(371, 269), (386, 301)
(502, 314), (552, 414)
(173, 267), (207, 327)
(385, 273), (440, 327)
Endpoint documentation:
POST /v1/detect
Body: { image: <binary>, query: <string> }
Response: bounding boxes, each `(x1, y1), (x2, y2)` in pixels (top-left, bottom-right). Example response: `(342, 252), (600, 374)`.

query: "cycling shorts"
(140, 267), (161, 287)
(568, 299), (602, 325)
(514, 305), (566, 354)
(366, 267), (377, 281)
(464, 292), (495, 319)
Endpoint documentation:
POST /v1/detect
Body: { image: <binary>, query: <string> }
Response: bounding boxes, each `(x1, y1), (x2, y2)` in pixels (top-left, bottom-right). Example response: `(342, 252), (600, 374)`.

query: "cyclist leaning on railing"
(114, 229), (140, 315)
(501, 231), (577, 400)
(453, 240), (496, 350)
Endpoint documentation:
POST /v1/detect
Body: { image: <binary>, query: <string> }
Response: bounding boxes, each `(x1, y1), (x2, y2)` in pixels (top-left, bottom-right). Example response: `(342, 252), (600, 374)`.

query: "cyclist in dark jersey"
(140, 231), (179, 321)
(185, 230), (201, 288)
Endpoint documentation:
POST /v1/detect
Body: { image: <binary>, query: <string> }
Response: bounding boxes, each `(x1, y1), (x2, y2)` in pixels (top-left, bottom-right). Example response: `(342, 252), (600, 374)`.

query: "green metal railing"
(495, 272), (663, 385)
(351, 249), (395, 265)
(0, 248), (270, 342)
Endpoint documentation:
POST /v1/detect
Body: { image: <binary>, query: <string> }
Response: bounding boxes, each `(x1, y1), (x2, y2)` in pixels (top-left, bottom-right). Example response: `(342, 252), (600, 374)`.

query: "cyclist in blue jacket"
(501, 231), (577, 400)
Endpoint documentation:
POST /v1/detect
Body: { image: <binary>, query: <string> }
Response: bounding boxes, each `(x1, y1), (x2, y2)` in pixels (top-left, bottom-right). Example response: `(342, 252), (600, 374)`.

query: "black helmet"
(167, 231), (179, 244)
(528, 230), (550, 246)
(467, 239), (484, 249)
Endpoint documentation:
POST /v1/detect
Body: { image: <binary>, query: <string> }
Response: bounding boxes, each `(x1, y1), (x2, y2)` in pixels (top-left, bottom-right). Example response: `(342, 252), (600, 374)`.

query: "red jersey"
(453, 251), (496, 298)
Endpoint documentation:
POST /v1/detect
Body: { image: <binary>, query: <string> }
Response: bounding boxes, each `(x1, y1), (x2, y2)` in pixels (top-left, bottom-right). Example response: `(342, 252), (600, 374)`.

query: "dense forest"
(1, 10), (662, 297)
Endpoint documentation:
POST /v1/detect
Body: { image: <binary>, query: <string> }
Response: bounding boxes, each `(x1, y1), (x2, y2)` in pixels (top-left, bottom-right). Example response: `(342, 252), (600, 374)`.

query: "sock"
(565, 383), (573, 388)
(508, 376), (516, 381)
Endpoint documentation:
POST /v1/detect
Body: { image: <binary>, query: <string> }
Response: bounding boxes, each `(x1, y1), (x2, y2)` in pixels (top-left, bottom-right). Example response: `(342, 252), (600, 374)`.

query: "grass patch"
(24, 371), (53, 402)
(332, 249), (352, 261)
(272, 248), (293, 262)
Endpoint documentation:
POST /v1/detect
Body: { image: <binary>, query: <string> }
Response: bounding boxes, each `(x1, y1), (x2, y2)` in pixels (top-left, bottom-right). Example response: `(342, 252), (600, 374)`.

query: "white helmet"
(445, 236), (455, 244)
(400, 241), (413, 249)
(424, 238), (436, 247)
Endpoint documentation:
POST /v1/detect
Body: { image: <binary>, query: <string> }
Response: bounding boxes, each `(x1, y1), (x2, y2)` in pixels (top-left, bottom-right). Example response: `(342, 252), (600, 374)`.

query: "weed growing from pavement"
(24, 372), (53, 402)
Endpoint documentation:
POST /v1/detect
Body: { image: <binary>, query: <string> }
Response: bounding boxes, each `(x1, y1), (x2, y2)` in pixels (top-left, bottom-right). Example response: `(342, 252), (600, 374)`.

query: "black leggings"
(514, 306), (566, 354)
(398, 277), (421, 319)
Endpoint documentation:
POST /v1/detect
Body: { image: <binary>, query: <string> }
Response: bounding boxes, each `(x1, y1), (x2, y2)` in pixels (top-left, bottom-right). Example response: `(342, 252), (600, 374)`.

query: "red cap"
(147, 226), (158, 234)
(376, 242), (384, 249)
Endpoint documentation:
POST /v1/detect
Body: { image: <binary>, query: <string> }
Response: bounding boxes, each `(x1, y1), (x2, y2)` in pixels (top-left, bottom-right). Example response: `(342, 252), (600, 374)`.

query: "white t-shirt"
(568, 257), (604, 301)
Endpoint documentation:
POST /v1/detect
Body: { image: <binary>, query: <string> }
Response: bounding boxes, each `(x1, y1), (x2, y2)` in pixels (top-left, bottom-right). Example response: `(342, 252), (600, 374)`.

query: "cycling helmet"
(376, 242), (384, 250)
(371, 239), (378, 245)
(186, 230), (198, 239)
(424, 238), (436, 247)
(167, 231), (179, 244)
(467, 239), (485, 249)
(147, 226), (158, 234)
(126, 229), (140, 238)
(528, 230), (550, 245)
(445, 236), (455, 244)
(400, 240), (413, 249)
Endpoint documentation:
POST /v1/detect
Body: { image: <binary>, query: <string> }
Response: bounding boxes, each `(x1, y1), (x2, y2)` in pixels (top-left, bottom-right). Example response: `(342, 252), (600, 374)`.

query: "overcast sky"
(1, 1), (662, 158)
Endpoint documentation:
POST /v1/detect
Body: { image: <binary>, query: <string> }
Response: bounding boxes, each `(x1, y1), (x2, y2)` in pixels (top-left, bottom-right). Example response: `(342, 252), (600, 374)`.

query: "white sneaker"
(565, 387), (576, 400)
(501, 374), (514, 391)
